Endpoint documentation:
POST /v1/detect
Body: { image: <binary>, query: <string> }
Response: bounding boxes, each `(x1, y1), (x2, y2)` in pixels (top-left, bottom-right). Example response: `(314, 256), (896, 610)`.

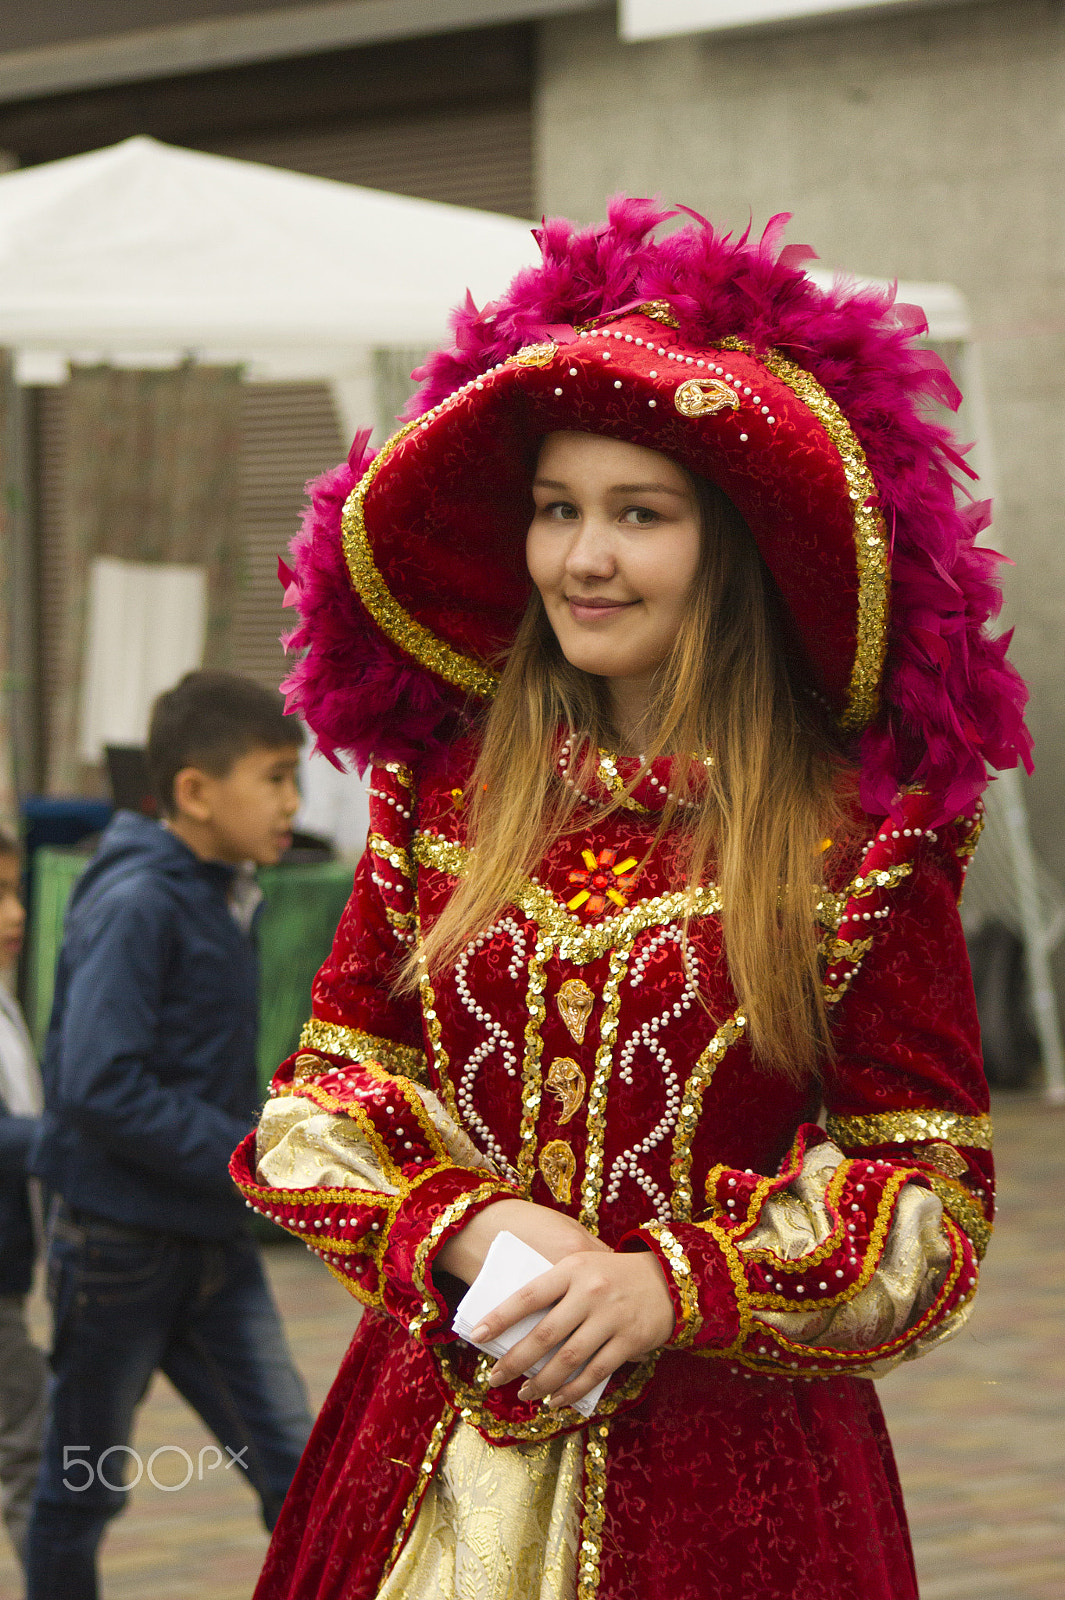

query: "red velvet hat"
(281, 200), (1030, 824)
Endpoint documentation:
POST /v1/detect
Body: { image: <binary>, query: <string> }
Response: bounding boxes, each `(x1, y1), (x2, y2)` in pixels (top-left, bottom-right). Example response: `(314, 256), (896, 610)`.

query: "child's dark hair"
(147, 671), (302, 815)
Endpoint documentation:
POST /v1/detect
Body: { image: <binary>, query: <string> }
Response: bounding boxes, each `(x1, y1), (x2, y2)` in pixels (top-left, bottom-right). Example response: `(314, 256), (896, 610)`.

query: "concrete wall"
(536, 0), (1065, 914)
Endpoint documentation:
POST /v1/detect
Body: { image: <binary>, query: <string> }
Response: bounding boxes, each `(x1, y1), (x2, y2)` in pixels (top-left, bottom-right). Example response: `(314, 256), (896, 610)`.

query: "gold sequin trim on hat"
(341, 419), (500, 700)
(297, 1019), (429, 1083)
(637, 300), (680, 328)
(720, 337), (888, 734)
(825, 1109), (992, 1151)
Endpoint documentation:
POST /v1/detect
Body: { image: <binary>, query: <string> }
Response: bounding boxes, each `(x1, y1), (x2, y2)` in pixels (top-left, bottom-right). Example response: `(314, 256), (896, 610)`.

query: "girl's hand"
(472, 1247), (674, 1410)
(434, 1197), (610, 1285)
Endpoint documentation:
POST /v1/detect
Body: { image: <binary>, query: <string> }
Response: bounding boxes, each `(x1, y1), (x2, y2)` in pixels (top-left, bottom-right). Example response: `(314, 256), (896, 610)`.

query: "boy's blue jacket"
(31, 811), (260, 1239)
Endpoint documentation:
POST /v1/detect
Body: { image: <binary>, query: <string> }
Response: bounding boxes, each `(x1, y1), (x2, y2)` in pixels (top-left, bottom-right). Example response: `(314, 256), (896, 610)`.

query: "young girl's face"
(526, 432), (702, 692)
(0, 853), (25, 970)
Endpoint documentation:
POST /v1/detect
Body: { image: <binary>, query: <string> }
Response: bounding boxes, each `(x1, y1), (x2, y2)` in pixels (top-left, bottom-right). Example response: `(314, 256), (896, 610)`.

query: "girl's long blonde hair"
(409, 473), (850, 1081)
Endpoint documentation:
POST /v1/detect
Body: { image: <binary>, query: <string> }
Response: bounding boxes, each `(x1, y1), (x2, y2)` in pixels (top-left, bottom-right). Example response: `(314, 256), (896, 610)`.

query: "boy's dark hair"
(147, 671), (301, 814)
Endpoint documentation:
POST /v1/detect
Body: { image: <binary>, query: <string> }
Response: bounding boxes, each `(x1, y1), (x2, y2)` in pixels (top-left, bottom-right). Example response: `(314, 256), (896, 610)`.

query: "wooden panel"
(233, 382), (344, 691)
(33, 386), (70, 784)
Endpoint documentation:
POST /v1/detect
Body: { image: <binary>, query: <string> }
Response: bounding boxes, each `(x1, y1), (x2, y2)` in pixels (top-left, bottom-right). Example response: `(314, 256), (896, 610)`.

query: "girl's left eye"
(621, 506), (660, 526)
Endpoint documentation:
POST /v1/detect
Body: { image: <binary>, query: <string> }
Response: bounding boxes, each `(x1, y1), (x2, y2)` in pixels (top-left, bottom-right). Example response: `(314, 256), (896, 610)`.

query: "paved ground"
(1, 1092), (1061, 1600)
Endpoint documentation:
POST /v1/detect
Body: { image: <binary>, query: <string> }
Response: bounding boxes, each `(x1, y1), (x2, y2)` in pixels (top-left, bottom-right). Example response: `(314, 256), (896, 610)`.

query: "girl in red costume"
(232, 200), (1030, 1600)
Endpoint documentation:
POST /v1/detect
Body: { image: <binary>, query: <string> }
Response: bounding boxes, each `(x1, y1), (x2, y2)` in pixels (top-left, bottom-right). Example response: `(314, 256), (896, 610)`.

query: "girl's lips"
(566, 597), (636, 622)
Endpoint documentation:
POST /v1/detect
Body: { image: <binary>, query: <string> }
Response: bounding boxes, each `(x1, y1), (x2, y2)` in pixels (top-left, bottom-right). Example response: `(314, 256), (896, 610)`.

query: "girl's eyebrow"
(533, 477), (687, 497)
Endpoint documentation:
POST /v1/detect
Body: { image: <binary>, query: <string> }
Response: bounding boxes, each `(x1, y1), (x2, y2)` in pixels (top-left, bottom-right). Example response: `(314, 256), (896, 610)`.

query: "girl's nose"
(564, 520), (616, 580)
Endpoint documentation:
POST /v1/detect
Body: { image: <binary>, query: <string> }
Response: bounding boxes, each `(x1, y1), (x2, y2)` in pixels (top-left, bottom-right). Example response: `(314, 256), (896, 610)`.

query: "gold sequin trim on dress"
(644, 1223), (702, 1349)
(297, 1019), (429, 1083)
(825, 1109), (992, 1151)
(518, 936), (552, 1191)
(577, 1425), (610, 1600)
(578, 947), (629, 1234)
(670, 1012), (747, 1222)
(381, 1408), (456, 1580)
(412, 831), (722, 964)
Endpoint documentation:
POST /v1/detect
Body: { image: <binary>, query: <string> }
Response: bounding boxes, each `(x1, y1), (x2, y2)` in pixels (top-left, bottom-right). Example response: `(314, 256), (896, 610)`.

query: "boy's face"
(0, 853), (26, 969)
(179, 745), (302, 867)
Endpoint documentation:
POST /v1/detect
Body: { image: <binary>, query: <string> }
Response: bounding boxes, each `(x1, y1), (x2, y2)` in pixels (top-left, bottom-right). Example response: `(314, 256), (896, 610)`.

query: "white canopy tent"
(0, 135), (542, 435)
(0, 136), (1059, 1096)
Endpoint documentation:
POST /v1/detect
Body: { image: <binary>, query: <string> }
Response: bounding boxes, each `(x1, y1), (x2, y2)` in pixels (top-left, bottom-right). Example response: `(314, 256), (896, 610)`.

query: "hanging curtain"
(0, 351), (16, 830)
(46, 363), (242, 794)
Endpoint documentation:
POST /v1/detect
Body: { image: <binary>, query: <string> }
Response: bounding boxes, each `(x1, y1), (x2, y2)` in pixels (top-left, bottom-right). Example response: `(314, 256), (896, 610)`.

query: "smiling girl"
(232, 201), (1030, 1600)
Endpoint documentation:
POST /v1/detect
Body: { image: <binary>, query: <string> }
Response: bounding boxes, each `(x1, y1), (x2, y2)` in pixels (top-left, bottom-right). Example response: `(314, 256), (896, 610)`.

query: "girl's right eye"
(542, 501), (579, 520)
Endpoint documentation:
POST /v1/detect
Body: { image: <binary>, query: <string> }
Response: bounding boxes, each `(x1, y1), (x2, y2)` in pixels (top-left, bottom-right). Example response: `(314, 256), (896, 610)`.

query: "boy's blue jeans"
(25, 1207), (313, 1600)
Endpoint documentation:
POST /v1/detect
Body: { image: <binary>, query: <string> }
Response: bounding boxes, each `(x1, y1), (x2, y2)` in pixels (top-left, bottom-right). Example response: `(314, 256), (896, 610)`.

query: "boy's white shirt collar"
(0, 977), (42, 1117)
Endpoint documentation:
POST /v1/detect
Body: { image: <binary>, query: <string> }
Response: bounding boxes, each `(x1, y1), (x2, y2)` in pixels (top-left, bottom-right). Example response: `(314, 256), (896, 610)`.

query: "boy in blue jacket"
(27, 672), (313, 1600)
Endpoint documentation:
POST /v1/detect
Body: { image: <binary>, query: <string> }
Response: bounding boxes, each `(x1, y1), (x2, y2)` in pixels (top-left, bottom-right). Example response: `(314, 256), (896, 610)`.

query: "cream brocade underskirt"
(379, 1425), (583, 1600)
(255, 1095), (968, 1599)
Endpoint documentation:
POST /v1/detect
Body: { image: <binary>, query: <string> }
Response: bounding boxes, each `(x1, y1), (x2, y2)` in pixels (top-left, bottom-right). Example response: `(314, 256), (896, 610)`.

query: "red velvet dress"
(231, 751), (991, 1600)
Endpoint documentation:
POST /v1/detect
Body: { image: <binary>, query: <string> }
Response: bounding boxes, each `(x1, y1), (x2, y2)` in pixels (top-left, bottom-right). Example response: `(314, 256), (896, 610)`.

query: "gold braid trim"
(826, 1109), (992, 1152)
(643, 1223), (702, 1349)
(732, 1158), (852, 1275)
(744, 1216), (972, 1373)
(926, 1173), (992, 1259)
(746, 1166), (911, 1315)
(297, 1019), (429, 1083)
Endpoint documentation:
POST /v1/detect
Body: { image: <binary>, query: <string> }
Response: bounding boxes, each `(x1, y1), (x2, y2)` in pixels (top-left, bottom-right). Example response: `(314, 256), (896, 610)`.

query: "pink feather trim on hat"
(278, 199), (1031, 825)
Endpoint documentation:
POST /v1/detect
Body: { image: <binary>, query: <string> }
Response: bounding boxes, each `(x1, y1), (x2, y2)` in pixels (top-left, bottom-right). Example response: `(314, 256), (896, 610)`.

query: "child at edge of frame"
(232, 200), (1031, 1600)
(0, 829), (47, 1576)
(25, 670), (314, 1600)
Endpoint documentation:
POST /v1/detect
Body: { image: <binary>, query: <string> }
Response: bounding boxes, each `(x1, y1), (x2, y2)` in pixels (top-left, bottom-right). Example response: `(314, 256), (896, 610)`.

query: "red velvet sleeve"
(625, 792), (989, 1379)
(229, 763), (519, 1337)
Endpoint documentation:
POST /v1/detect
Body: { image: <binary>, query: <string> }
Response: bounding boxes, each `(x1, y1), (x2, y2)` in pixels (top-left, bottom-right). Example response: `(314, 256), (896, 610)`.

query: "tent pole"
(961, 340), (1065, 1102)
(996, 766), (1065, 1103)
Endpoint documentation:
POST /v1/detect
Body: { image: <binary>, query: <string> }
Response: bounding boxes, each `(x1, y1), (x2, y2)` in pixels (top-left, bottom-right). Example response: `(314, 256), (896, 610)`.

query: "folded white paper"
(452, 1230), (608, 1418)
